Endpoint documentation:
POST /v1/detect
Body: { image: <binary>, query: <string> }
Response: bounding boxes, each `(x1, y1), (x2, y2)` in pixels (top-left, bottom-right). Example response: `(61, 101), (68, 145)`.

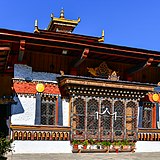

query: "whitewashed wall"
(62, 99), (70, 126)
(12, 141), (72, 153)
(136, 141), (160, 152)
(11, 95), (36, 125)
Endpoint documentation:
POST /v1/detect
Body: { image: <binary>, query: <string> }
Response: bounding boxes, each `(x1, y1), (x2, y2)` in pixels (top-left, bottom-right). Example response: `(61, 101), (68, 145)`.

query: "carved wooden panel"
(72, 97), (85, 139)
(100, 99), (112, 140)
(126, 101), (137, 140)
(113, 100), (125, 140)
(86, 98), (99, 139)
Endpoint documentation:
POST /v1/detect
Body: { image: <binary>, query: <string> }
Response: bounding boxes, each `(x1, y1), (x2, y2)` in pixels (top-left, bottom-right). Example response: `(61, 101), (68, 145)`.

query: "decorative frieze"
(66, 85), (146, 99)
(13, 79), (60, 95)
(13, 131), (69, 141)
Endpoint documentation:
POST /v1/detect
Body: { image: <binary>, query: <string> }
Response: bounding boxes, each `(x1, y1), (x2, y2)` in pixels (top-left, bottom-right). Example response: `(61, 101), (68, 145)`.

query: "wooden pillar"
(138, 102), (143, 128)
(35, 94), (41, 125)
(152, 104), (156, 128)
(56, 96), (59, 125)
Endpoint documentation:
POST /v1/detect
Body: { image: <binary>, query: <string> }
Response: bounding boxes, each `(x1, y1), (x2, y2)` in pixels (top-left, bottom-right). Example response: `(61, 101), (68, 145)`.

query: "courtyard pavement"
(6, 152), (160, 160)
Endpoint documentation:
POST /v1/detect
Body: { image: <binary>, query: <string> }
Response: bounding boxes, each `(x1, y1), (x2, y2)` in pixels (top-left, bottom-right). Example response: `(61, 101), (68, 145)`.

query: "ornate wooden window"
(72, 97), (85, 139)
(113, 100), (125, 139)
(87, 98), (99, 139)
(100, 99), (112, 140)
(41, 96), (56, 125)
(71, 96), (137, 141)
(142, 102), (153, 128)
(126, 101), (137, 140)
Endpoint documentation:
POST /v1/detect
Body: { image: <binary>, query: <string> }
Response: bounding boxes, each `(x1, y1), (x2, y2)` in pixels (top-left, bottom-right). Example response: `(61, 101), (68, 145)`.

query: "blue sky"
(0, 0), (160, 51)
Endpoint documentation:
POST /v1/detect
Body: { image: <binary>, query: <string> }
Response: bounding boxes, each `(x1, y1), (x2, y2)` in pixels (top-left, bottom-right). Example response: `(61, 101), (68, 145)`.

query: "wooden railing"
(138, 128), (160, 141)
(11, 126), (160, 141)
(10, 125), (70, 141)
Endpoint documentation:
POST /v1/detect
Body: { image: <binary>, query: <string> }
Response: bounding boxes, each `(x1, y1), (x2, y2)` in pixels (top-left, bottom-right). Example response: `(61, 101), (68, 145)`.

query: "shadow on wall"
(11, 96), (24, 115)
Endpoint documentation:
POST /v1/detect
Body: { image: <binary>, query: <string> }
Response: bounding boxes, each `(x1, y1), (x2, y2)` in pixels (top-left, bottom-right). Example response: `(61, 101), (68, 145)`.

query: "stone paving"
(6, 152), (160, 160)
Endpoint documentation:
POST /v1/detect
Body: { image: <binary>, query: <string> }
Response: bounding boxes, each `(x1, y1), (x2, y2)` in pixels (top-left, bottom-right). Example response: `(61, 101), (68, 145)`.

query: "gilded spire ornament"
(60, 8), (64, 19)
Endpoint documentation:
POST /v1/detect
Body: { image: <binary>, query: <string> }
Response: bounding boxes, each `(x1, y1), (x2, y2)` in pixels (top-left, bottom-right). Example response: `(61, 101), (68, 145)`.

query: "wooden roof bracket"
(0, 44), (11, 72)
(73, 48), (89, 68)
(18, 40), (25, 62)
(127, 57), (154, 75)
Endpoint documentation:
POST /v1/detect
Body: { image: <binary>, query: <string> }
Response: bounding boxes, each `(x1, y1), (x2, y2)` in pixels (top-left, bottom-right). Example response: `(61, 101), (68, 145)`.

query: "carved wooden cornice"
(58, 76), (156, 99)
(60, 77), (155, 91)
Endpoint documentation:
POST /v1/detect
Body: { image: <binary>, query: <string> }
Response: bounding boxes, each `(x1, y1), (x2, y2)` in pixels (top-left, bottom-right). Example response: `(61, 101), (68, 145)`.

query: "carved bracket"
(127, 58), (154, 75)
(73, 48), (89, 67)
(18, 40), (25, 62)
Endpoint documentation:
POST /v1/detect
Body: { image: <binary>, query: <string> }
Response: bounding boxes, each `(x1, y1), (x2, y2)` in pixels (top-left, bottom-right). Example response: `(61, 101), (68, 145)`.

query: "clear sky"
(0, 0), (160, 51)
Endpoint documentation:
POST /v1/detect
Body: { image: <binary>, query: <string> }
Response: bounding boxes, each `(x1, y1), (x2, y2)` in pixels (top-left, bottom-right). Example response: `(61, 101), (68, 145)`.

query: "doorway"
(0, 104), (10, 138)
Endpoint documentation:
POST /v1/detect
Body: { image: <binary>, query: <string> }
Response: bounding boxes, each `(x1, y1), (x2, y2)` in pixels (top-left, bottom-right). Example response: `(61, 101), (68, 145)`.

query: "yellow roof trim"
(53, 17), (80, 25)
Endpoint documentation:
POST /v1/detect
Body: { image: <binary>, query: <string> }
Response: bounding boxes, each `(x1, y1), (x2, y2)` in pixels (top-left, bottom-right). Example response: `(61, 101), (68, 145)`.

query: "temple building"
(1, 9), (160, 153)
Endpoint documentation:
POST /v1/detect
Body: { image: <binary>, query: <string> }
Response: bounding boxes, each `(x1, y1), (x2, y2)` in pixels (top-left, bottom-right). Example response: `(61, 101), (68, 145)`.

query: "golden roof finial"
(34, 19), (39, 33)
(60, 8), (64, 19)
(102, 30), (104, 38)
(47, 8), (80, 33)
(98, 30), (104, 42)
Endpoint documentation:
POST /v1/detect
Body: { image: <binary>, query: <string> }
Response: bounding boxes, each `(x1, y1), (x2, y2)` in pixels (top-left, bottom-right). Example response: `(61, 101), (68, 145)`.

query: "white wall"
(11, 95), (36, 125)
(136, 141), (160, 152)
(12, 141), (72, 153)
(62, 99), (70, 126)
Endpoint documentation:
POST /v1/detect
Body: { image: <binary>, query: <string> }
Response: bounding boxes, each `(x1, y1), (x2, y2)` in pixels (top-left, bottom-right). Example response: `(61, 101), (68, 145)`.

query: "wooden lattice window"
(126, 101), (137, 140)
(41, 97), (56, 125)
(113, 100), (125, 138)
(142, 103), (153, 128)
(72, 97), (85, 139)
(100, 99), (112, 140)
(72, 96), (138, 141)
(87, 98), (99, 139)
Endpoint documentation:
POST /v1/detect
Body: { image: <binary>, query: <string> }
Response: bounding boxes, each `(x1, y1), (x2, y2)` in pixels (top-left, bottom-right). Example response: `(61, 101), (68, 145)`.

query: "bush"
(0, 137), (13, 158)
(101, 141), (111, 146)
(71, 139), (80, 145)
(82, 140), (89, 146)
